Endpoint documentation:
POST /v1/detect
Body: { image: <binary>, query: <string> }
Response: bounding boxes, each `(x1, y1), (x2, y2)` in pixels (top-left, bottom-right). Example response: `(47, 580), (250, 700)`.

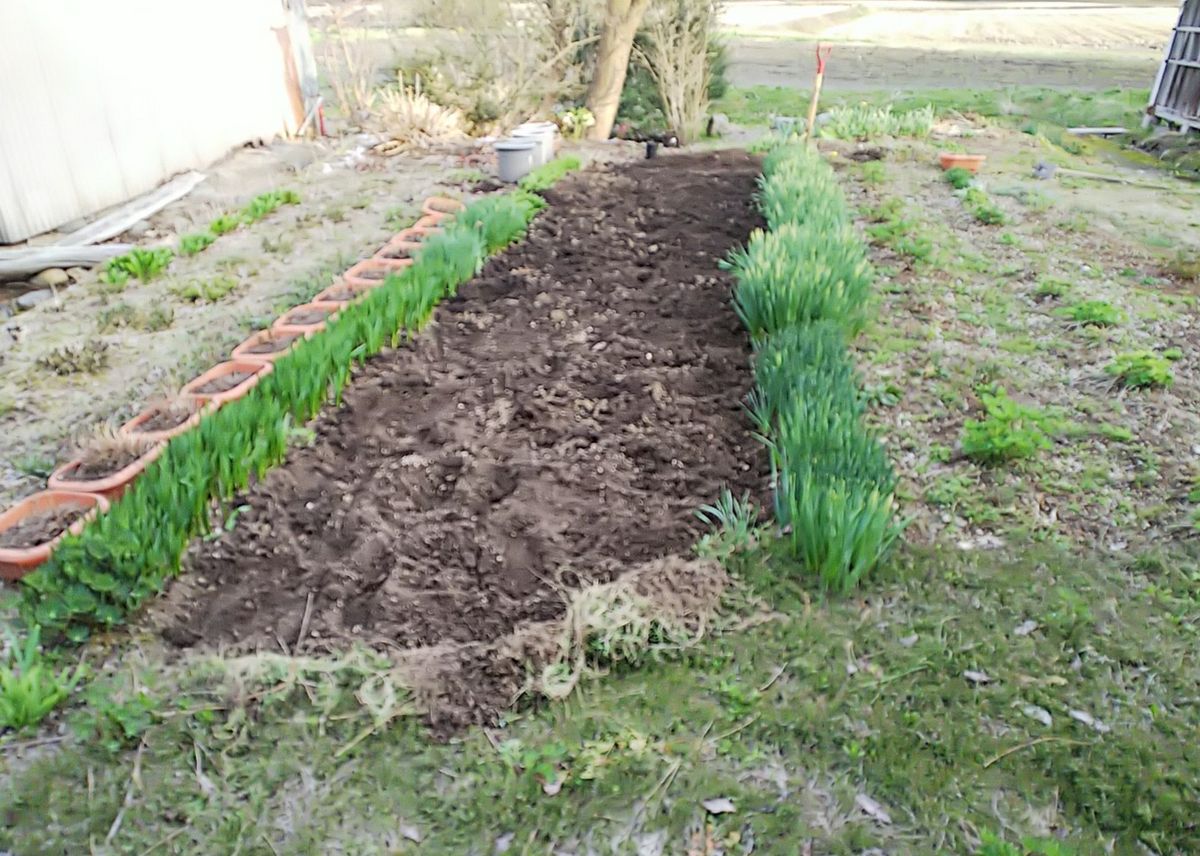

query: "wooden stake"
(803, 45), (832, 144)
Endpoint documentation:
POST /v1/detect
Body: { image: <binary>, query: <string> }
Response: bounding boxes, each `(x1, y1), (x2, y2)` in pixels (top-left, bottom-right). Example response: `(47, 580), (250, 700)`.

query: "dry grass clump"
(374, 74), (468, 148)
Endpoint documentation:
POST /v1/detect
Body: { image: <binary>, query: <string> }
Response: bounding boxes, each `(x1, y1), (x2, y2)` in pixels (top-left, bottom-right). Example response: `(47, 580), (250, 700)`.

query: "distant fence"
(0, 0), (311, 244)
(1148, 0), (1200, 132)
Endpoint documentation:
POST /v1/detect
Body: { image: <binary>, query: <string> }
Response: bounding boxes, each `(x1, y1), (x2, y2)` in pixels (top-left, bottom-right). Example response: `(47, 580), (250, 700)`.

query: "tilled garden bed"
(152, 152), (763, 710)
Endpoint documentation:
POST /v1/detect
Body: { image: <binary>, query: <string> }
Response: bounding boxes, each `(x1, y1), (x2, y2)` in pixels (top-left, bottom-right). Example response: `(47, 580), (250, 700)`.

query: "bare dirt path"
(152, 152), (764, 696)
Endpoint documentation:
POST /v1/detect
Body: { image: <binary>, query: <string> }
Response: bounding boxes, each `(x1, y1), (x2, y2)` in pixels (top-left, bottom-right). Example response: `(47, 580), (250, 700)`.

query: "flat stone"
(29, 268), (69, 289)
(125, 219), (152, 238)
(15, 288), (54, 310)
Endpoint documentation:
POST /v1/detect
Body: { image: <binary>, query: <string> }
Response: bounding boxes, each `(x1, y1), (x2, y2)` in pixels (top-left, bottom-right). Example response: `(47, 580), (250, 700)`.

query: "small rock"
(125, 219), (152, 238)
(964, 670), (992, 685)
(708, 113), (733, 136)
(15, 288), (53, 311)
(702, 797), (736, 815)
(29, 268), (69, 289)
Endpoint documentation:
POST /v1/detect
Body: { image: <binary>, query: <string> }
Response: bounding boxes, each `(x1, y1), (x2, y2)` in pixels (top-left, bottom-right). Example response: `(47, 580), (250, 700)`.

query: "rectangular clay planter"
(313, 281), (364, 303)
(119, 399), (210, 444)
(49, 442), (166, 501)
(231, 329), (313, 364)
(271, 301), (341, 336)
(180, 360), (273, 407)
(413, 214), (450, 230)
(421, 196), (466, 218)
(343, 258), (412, 290)
(0, 490), (109, 580)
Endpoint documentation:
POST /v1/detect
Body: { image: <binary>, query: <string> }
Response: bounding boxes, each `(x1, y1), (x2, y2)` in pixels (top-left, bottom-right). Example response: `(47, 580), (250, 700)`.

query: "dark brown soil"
(154, 151), (765, 720)
(193, 371), (253, 395)
(0, 506), (84, 549)
(280, 308), (332, 326)
(133, 403), (195, 433)
(243, 333), (301, 355)
(67, 446), (144, 481)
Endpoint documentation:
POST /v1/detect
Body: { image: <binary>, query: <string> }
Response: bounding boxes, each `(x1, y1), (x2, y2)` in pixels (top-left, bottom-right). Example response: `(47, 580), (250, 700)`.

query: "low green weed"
(962, 388), (1062, 464)
(964, 187), (1006, 225)
(1059, 300), (1123, 327)
(859, 161), (886, 185)
(171, 275), (239, 303)
(241, 189), (301, 224)
(1106, 351), (1174, 389)
(944, 166), (974, 189)
(1, 627), (81, 732)
(1034, 278), (1072, 299)
(209, 214), (241, 236)
(103, 248), (174, 284)
(177, 233), (216, 256)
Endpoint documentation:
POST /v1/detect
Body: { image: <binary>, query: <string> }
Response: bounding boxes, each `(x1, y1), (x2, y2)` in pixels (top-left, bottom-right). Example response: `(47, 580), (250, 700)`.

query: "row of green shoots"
(724, 144), (904, 591)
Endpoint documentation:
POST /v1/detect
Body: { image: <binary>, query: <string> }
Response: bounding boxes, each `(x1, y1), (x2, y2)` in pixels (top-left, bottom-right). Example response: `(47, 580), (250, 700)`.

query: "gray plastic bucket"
(495, 138), (537, 183)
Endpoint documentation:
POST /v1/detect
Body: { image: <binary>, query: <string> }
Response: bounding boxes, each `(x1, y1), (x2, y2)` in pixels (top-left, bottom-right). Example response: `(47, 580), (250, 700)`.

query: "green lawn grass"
(3, 541), (1197, 854)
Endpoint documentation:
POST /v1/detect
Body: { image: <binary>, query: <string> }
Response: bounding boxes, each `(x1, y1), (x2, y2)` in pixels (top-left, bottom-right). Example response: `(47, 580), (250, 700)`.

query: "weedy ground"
(3, 95), (1200, 855)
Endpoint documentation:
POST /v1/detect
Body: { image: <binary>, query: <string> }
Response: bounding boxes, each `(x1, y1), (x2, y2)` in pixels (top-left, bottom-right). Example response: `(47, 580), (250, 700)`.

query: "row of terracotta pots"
(0, 197), (468, 580)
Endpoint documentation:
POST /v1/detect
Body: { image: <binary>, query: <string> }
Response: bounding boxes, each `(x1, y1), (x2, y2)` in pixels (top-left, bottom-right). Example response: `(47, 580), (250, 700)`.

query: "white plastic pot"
(513, 122), (557, 166)
(495, 138), (538, 183)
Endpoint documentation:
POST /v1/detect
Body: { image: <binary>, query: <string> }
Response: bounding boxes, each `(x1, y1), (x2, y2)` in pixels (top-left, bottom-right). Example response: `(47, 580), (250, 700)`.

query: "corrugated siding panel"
(0, 0), (298, 243)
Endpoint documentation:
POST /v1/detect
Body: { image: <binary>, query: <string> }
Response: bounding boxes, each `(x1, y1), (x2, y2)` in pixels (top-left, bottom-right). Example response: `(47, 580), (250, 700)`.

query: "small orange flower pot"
(49, 443), (165, 501)
(0, 490), (109, 580)
(939, 153), (986, 173)
(231, 329), (312, 364)
(271, 301), (340, 336)
(120, 399), (210, 444)
(421, 196), (466, 219)
(343, 258), (411, 289)
(181, 360), (273, 407)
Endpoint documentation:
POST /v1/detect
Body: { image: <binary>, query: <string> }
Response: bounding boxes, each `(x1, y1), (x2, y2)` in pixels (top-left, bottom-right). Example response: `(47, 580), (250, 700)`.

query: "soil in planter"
(321, 286), (356, 302)
(192, 371), (253, 395)
(379, 246), (417, 260)
(67, 446), (145, 481)
(244, 333), (301, 355)
(0, 506), (84, 549)
(356, 268), (389, 281)
(153, 151), (766, 728)
(281, 309), (332, 326)
(133, 403), (195, 433)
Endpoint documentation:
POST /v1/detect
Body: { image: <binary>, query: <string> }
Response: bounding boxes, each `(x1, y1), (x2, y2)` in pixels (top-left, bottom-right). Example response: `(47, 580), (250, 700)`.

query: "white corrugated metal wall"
(0, 0), (301, 243)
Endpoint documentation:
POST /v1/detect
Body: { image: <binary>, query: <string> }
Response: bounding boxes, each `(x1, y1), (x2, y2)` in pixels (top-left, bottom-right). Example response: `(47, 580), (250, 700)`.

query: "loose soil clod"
(153, 152), (766, 725)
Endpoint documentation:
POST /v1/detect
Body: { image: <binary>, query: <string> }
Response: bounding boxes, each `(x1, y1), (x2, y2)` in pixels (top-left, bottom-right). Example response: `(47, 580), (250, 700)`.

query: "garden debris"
(1068, 709), (1111, 733)
(963, 670), (992, 685)
(854, 793), (892, 825)
(702, 797), (737, 815)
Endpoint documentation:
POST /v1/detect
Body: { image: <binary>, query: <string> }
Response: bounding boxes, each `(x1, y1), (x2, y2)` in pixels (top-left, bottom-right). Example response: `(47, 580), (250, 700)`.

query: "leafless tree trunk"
(585, 0), (652, 140)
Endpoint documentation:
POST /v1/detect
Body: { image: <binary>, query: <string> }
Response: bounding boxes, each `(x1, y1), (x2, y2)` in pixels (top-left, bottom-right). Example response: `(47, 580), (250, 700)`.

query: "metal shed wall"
(1148, 0), (1200, 131)
(0, 0), (301, 243)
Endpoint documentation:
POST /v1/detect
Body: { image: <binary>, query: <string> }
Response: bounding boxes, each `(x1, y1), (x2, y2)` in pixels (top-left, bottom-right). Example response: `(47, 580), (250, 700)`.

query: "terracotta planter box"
(271, 301), (341, 336)
(939, 153), (986, 173)
(313, 281), (363, 304)
(120, 399), (209, 444)
(0, 490), (109, 580)
(343, 258), (412, 289)
(231, 329), (312, 364)
(49, 442), (166, 501)
(374, 231), (429, 265)
(422, 196), (466, 218)
(181, 360), (273, 407)
(414, 214), (449, 230)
